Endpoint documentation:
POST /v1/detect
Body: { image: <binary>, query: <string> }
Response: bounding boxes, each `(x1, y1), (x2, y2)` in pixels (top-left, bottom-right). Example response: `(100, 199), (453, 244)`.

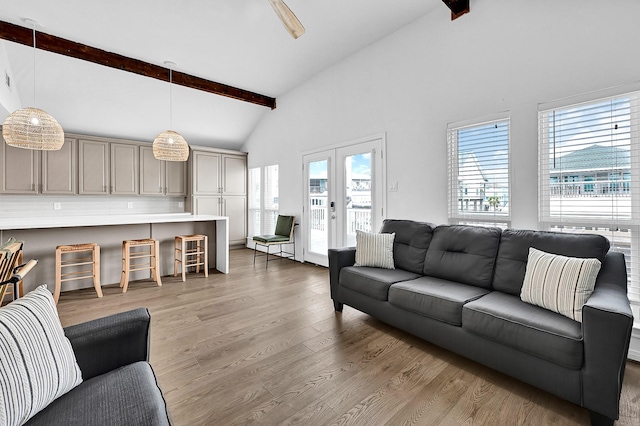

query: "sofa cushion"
(25, 361), (170, 426)
(423, 225), (502, 289)
(493, 229), (610, 296)
(521, 248), (601, 322)
(354, 230), (395, 269)
(380, 219), (435, 274)
(0, 285), (83, 426)
(389, 277), (490, 326)
(462, 292), (584, 369)
(339, 266), (421, 301)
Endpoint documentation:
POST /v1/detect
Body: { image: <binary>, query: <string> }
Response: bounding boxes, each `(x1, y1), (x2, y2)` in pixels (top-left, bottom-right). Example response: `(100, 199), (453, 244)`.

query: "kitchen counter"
(0, 213), (226, 230)
(0, 213), (229, 296)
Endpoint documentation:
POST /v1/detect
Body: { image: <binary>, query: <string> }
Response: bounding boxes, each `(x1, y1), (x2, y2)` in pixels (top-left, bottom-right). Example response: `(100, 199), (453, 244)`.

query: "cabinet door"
(140, 145), (164, 195)
(222, 155), (246, 196)
(42, 138), (77, 194)
(223, 196), (247, 245)
(111, 143), (139, 194)
(79, 139), (109, 194)
(192, 196), (222, 215)
(192, 151), (221, 195)
(0, 142), (39, 194)
(165, 160), (186, 196)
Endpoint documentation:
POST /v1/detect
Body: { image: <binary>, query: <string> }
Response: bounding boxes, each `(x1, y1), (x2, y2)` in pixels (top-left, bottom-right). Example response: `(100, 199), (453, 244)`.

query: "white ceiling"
(0, 0), (440, 150)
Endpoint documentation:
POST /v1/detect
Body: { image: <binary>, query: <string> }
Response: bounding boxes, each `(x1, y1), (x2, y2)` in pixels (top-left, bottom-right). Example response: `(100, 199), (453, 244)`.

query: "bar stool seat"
(55, 243), (102, 304)
(174, 234), (208, 282)
(120, 238), (162, 293)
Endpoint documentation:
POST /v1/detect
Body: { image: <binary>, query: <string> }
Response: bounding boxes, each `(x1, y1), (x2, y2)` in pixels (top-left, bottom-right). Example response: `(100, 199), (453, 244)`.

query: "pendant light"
(153, 62), (189, 161)
(2, 19), (64, 151)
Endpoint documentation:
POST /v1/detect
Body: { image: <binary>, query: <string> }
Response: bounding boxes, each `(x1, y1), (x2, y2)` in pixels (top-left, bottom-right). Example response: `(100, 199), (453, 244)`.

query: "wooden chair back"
(0, 238), (24, 305)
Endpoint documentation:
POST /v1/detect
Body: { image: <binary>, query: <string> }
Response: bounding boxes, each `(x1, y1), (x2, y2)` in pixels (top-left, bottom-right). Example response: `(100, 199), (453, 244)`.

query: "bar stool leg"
(54, 248), (62, 304)
(121, 241), (130, 293)
(154, 239), (162, 286)
(93, 245), (103, 298)
(195, 239), (201, 274)
(181, 238), (187, 282)
(174, 237), (179, 278)
(203, 235), (209, 278)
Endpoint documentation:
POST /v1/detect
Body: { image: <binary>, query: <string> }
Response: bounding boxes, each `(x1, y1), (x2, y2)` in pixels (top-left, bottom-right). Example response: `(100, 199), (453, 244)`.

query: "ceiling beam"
(0, 20), (277, 109)
(442, 0), (470, 20)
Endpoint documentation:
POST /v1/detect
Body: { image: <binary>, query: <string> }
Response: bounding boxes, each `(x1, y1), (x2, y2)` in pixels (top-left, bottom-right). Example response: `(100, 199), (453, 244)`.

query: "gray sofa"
(328, 220), (634, 426)
(25, 308), (171, 426)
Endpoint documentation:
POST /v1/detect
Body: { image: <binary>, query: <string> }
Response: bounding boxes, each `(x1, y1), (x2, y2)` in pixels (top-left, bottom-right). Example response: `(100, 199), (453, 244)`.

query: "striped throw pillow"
(354, 230), (395, 269)
(0, 285), (83, 426)
(520, 248), (601, 322)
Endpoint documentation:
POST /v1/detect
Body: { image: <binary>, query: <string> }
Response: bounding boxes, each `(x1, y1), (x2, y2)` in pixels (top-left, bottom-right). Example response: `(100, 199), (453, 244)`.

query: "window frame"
(247, 164), (279, 240)
(537, 91), (640, 303)
(447, 112), (512, 228)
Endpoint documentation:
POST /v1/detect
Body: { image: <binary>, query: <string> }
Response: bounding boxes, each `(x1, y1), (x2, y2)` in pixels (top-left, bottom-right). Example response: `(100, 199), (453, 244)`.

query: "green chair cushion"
(253, 235), (291, 243)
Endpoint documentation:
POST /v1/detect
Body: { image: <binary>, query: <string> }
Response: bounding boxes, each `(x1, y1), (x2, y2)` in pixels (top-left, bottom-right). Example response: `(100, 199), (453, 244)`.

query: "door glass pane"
(345, 153), (372, 246)
(309, 160), (328, 255)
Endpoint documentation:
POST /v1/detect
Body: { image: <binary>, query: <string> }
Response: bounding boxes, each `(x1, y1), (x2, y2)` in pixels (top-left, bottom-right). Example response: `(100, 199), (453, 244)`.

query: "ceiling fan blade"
(268, 0), (305, 39)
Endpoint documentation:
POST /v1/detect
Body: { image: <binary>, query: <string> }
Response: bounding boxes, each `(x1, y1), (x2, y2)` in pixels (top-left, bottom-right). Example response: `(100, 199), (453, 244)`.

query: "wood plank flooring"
(56, 248), (640, 426)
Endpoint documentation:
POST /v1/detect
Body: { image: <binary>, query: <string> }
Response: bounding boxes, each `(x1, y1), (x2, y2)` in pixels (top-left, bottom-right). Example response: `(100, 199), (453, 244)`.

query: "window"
(264, 165), (279, 235)
(447, 115), (511, 227)
(538, 93), (640, 302)
(247, 164), (279, 240)
(248, 167), (261, 237)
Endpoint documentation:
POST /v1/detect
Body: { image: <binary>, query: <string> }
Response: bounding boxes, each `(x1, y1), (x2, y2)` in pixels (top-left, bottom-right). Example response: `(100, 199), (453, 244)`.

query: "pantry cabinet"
(190, 147), (247, 246)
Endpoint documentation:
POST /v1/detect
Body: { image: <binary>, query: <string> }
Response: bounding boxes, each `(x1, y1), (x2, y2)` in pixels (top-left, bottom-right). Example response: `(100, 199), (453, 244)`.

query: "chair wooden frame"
(120, 239), (162, 293)
(253, 215), (297, 268)
(55, 243), (102, 303)
(174, 234), (208, 282)
(0, 238), (25, 305)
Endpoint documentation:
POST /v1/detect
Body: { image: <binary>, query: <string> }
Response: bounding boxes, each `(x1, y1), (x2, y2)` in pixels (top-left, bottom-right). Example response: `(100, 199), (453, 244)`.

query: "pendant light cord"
(32, 25), (36, 106)
(169, 66), (173, 130)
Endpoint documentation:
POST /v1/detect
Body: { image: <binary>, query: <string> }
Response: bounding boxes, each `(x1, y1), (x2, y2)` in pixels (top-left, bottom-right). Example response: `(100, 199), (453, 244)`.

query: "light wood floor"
(56, 248), (640, 426)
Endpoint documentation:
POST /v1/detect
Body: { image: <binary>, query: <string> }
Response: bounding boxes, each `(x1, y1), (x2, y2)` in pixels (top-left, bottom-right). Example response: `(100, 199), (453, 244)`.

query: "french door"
(303, 135), (385, 266)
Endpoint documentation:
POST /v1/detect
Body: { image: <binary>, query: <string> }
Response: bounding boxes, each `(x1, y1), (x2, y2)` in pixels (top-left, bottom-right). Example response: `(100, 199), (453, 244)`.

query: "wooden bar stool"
(55, 243), (102, 304)
(120, 238), (162, 293)
(174, 234), (208, 282)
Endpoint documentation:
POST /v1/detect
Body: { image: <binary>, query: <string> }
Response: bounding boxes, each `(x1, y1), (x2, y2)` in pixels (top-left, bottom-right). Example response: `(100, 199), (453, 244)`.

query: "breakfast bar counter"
(0, 213), (229, 296)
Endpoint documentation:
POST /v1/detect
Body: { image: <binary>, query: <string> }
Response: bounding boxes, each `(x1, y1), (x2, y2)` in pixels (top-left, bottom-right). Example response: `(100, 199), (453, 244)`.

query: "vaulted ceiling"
(0, 1), (440, 150)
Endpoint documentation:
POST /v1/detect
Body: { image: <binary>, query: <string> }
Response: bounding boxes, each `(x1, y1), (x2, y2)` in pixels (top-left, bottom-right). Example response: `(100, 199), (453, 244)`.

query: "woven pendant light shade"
(2, 107), (64, 150)
(153, 130), (189, 161)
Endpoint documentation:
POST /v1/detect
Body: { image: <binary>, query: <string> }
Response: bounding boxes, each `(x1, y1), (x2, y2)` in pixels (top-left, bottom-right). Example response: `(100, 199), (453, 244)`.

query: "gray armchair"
(25, 308), (171, 426)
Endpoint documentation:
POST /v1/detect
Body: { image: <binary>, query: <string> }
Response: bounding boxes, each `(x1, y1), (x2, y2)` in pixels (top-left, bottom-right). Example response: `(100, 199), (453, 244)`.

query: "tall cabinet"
(190, 147), (247, 246)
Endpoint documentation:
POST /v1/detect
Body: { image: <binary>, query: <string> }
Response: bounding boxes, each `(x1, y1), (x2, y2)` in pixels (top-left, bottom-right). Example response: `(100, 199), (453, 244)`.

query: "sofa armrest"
(328, 247), (356, 310)
(64, 308), (151, 381)
(582, 257), (634, 421)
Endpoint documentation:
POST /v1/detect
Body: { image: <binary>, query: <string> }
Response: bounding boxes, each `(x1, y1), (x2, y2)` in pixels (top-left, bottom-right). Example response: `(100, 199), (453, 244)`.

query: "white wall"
(243, 0), (640, 232)
(0, 42), (22, 119)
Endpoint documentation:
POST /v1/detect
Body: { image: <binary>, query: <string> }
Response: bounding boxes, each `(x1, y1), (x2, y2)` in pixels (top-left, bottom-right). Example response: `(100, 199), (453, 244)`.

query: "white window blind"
(264, 165), (279, 235)
(248, 167), (261, 237)
(447, 117), (511, 226)
(538, 93), (640, 302)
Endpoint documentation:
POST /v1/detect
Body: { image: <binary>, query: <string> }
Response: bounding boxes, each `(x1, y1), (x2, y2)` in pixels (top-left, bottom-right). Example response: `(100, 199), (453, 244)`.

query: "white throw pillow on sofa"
(0, 285), (83, 426)
(520, 247), (601, 322)
(354, 230), (395, 269)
